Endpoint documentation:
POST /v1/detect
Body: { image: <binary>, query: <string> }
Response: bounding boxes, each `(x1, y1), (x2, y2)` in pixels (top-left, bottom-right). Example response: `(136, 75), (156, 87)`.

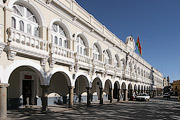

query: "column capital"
(0, 83), (9, 88)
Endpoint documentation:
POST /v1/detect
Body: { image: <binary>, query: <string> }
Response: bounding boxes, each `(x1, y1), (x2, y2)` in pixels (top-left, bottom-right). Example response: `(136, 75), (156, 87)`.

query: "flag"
(136, 36), (142, 56)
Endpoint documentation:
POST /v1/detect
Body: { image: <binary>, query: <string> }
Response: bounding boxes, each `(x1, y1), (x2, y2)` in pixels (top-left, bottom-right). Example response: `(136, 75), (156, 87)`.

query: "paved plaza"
(7, 97), (180, 120)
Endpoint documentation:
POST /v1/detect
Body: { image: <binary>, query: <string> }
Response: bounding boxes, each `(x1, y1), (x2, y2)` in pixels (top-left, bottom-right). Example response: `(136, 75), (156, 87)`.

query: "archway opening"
(138, 85), (141, 94)
(128, 83), (133, 100)
(91, 78), (103, 102)
(8, 66), (42, 109)
(104, 80), (112, 102)
(74, 75), (89, 103)
(121, 82), (126, 101)
(48, 72), (70, 105)
(113, 82), (119, 99)
(141, 85), (144, 93)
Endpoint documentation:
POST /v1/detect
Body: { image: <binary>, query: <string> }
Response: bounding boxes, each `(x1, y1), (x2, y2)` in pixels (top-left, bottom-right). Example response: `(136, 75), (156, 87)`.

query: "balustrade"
(10, 28), (47, 51)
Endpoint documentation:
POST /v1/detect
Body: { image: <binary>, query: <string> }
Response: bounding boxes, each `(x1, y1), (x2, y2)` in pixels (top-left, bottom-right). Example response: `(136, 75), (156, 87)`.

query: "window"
(114, 55), (119, 67)
(27, 24), (32, 34)
(11, 17), (16, 28)
(51, 23), (67, 48)
(59, 38), (62, 46)
(19, 20), (24, 32)
(34, 27), (39, 37)
(54, 36), (58, 44)
(93, 44), (100, 60)
(77, 36), (86, 55)
(12, 4), (39, 37)
(104, 50), (110, 64)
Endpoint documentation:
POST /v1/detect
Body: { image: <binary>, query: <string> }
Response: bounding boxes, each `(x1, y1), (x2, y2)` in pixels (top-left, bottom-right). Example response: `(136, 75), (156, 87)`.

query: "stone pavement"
(7, 97), (180, 120)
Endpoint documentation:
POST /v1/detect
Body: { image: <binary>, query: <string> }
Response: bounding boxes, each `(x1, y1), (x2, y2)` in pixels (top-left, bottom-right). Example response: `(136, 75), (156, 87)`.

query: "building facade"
(173, 80), (180, 96)
(0, 0), (164, 118)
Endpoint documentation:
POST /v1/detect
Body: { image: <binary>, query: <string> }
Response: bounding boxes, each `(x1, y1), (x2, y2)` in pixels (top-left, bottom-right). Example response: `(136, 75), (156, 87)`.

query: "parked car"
(136, 93), (150, 101)
(163, 93), (170, 99)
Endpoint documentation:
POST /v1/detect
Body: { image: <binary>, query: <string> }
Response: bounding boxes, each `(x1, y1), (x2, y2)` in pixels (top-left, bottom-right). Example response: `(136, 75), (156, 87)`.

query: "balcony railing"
(51, 44), (74, 59)
(76, 53), (91, 64)
(105, 64), (115, 71)
(10, 28), (47, 51)
(115, 67), (122, 76)
(93, 59), (104, 69)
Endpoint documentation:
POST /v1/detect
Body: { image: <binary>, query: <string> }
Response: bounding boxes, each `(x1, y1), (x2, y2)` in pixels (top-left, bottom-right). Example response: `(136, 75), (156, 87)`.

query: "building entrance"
(23, 80), (33, 105)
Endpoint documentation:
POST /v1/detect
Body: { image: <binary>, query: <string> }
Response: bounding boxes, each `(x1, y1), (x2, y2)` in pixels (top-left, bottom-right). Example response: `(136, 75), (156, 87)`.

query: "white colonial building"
(0, 0), (163, 118)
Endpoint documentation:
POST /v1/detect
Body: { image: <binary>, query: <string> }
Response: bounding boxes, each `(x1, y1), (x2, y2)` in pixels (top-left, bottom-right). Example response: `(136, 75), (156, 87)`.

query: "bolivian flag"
(136, 36), (142, 56)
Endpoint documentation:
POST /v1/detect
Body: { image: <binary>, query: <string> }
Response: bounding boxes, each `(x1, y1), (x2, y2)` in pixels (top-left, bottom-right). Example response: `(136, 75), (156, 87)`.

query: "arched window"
(114, 55), (119, 67)
(12, 4), (39, 37)
(51, 23), (67, 48)
(129, 62), (132, 72)
(77, 35), (86, 55)
(93, 44), (100, 60)
(11, 17), (16, 28)
(104, 50), (110, 64)
(19, 20), (24, 32)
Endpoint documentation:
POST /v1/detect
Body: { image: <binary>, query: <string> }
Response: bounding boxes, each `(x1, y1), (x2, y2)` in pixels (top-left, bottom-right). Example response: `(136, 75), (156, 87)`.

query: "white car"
(136, 93), (150, 101)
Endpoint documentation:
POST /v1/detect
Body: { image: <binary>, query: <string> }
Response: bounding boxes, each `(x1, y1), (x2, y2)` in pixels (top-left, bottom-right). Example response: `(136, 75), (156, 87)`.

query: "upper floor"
(0, 0), (163, 87)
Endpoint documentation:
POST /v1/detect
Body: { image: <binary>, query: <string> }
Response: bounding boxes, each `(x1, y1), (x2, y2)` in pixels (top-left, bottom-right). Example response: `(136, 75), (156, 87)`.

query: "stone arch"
(8, 0), (45, 26)
(128, 83), (133, 100)
(91, 77), (103, 102)
(104, 79), (112, 89)
(74, 74), (90, 88)
(75, 32), (90, 56)
(47, 67), (72, 86)
(103, 49), (112, 64)
(49, 18), (72, 40)
(4, 60), (45, 85)
(75, 32), (89, 48)
(121, 82), (126, 90)
(73, 74), (90, 103)
(113, 81), (120, 99)
(121, 82), (127, 101)
(92, 42), (102, 61)
(114, 54), (120, 67)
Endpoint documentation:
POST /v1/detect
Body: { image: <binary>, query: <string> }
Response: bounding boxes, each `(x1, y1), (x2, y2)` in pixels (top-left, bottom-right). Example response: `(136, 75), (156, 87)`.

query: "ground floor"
(0, 60), (162, 119)
(6, 97), (180, 120)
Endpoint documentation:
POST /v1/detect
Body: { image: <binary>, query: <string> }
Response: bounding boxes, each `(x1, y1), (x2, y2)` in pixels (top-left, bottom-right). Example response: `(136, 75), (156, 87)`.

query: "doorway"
(23, 80), (33, 105)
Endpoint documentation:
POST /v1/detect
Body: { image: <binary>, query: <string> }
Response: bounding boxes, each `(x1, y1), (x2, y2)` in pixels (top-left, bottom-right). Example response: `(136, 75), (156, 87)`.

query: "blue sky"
(76, 0), (180, 82)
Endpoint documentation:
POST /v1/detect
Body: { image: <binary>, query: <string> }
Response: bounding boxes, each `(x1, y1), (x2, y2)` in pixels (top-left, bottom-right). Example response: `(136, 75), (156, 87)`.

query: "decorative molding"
(74, 64), (79, 72)
(41, 57), (48, 67)
(6, 27), (12, 42)
(48, 56), (56, 68)
(69, 64), (74, 72)
(4, 45), (17, 61)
